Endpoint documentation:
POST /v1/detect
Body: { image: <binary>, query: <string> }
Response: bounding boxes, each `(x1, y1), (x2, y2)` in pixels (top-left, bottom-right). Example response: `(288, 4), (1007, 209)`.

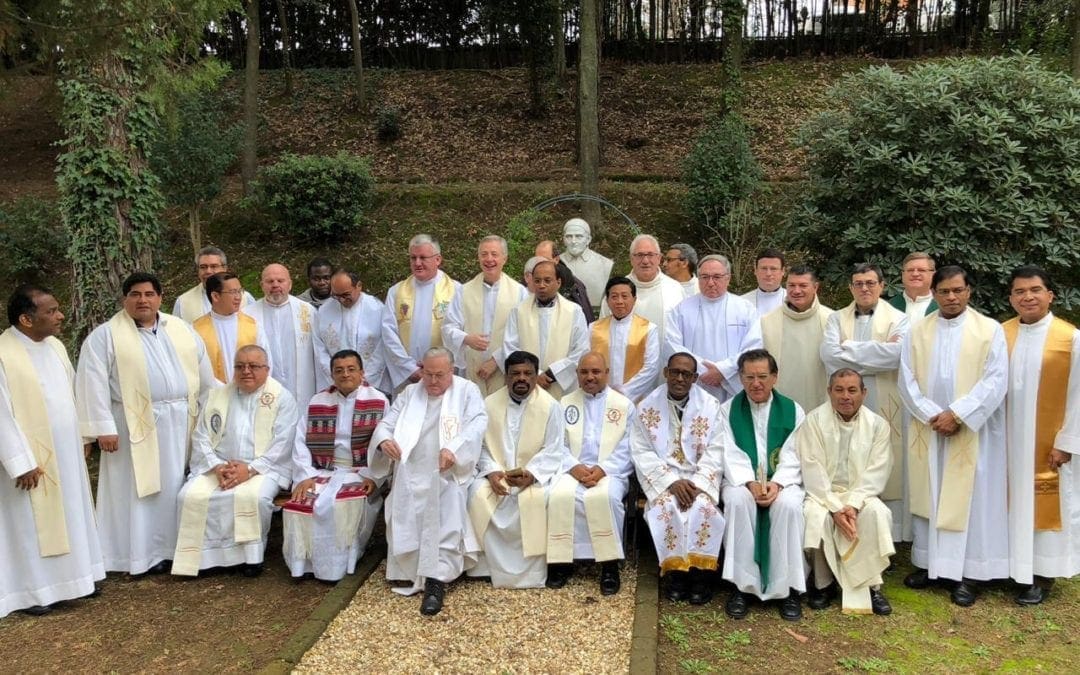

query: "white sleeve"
(0, 368), (37, 479)
(623, 323), (660, 403)
(75, 327), (119, 439)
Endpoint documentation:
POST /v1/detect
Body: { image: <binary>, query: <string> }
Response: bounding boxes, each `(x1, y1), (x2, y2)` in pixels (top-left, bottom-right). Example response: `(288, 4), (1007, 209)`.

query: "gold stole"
(590, 315), (650, 382)
(110, 311), (200, 497)
(1002, 316), (1075, 531)
(469, 387), (554, 557)
(908, 309), (995, 531)
(0, 329), (71, 557)
(193, 312), (258, 382)
(172, 379), (284, 576)
(838, 302), (905, 501)
(395, 273), (456, 352)
(515, 295), (575, 397)
(462, 273), (521, 395)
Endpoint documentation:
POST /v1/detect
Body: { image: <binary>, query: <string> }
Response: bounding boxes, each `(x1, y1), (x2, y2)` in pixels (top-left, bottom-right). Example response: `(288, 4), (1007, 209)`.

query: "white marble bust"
(560, 218), (613, 309)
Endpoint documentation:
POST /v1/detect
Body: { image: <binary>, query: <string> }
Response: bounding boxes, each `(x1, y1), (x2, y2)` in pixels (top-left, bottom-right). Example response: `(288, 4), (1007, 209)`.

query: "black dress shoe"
(665, 571), (689, 602)
(146, 560), (172, 575)
(687, 569), (714, 606)
(951, 580), (977, 607)
(725, 590), (749, 619)
(903, 567), (930, 589)
(19, 605), (52, 616)
(545, 563), (574, 589)
(870, 589), (892, 616)
(807, 584), (834, 610)
(242, 563), (263, 578)
(1016, 583), (1051, 606)
(420, 579), (446, 616)
(779, 593), (802, 621)
(599, 561), (620, 596)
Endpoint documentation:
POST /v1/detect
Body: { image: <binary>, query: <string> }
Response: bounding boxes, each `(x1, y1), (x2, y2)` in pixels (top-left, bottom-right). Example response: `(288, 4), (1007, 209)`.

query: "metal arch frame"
(530, 193), (640, 235)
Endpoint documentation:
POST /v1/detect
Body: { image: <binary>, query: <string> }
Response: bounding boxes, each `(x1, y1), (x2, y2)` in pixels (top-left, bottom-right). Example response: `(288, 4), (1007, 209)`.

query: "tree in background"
(241, 0), (260, 195)
(790, 55), (1080, 316)
(579, 0), (602, 224)
(345, 0), (366, 108)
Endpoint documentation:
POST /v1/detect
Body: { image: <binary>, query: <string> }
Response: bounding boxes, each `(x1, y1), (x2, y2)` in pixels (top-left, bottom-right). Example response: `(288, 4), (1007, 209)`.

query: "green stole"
(888, 293), (938, 315)
(728, 391), (797, 590)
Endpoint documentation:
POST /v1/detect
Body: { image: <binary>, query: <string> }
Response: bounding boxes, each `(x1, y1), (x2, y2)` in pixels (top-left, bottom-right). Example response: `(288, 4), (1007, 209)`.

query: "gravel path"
(296, 562), (638, 674)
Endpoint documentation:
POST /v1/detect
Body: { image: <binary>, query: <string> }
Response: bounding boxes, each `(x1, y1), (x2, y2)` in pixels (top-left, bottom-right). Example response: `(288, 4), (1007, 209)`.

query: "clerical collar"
(414, 274), (438, 287)
(612, 312), (632, 323)
(834, 408), (860, 424)
(483, 277), (500, 289)
(333, 387), (359, 401)
(757, 287), (782, 295)
(905, 291), (932, 303)
(509, 392), (527, 405)
(667, 394), (688, 420)
(584, 387), (607, 400)
(1020, 312), (1053, 327)
(535, 297), (556, 309)
(750, 394), (772, 410)
(265, 297), (290, 308)
(855, 306), (875, 317)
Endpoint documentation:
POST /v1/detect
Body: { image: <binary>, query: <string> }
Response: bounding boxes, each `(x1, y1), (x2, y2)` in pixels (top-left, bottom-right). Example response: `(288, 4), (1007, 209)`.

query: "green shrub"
(253, 152), (375, 243)
(503, 207), (544, 282)
(790, 54), (1080, 317)
(682, 112), (763, 228)
(375, 104), (404, 142)
(0, 197), (69, 282)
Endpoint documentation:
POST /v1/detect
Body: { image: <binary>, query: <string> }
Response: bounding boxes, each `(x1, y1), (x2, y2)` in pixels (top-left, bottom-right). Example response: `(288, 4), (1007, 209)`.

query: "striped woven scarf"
(305, 393), (385, 470)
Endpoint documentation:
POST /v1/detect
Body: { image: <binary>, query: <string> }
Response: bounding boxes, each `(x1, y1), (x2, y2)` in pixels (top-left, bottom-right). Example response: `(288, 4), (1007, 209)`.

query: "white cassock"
(631, 384), (726, 574)
(76, 314), (214, 574)
(741, 287), (787, 315)
(899, 310), (1009, 581)
(172, 381), (297, 574)
(501, 296), (591, 396)
(381, 272), (462, 389)
(284, 386), (387, 581)
(246, 296), (317, 406)
(442, 273), (527, 393)
(600, 272), (685, 353)
(200, 311), (273, 385)
(597, 314), (660, 404)
(665, 293), (763, 401)
(369, 377), (487, 591)
(312, 294), (389, 394)
(0, 329), (104, 617)
(467, 390), (565, 588)
(172, 285), (256, 323)
(1004, 313), (1080, 583)
(547, 387), (636, 563)
(680, 277), (699, 299)
(761, 298), (834, 414)
(720, 395), (806, 600)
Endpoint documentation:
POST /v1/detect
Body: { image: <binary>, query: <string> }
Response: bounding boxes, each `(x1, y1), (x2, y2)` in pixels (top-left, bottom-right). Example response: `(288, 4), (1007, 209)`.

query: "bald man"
(245, 264), (317, 405)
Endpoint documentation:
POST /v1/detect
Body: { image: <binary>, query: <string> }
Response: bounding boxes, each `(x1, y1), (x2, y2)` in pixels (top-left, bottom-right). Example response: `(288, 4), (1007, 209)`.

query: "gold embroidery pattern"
(664, 523), (678, 551)
(693, 518), (712, 549)
(641, 407), (661, 430)
(690, 415), (709, 439)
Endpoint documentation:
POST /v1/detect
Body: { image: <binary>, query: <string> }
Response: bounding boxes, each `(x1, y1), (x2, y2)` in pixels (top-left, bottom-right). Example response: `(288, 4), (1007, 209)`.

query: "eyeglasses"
(233, 363), (268, 371)
(422, 371), (451, 381)
(699, 274), (730, 282)
(631, 252), (659, 260)
(663, 256), (684, 263)
(666, 369), (696, 380)
(331, 291), (355, 300)
(851, 281), (879, 289)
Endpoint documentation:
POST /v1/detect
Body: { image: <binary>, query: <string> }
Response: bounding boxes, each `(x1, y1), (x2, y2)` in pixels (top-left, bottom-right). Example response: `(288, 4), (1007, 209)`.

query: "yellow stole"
(462, 273), (522, 395)
(590, 315), (650, 382)
(109, 311), (201, 497)
(468, 387), (555, 557)
(1002, 315), (1075, 531)
(395, 273), (456, 352)
(193, 312), (258, 382)
(908, 309), (996, 531)
(515, 295), (575, 398)
(0, 329), (71, 557)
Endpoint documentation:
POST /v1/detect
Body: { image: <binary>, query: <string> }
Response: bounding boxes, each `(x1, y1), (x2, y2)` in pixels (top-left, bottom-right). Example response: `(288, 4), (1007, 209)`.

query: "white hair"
(195, 245), (226, 267)
(409, 233), (441, 255)
(423, 346), (454, 366)
(478, 235), (508, 257)
(524, 255), (548, 275)
(698, 254), (732, 275)
(629, 234), (660, 255)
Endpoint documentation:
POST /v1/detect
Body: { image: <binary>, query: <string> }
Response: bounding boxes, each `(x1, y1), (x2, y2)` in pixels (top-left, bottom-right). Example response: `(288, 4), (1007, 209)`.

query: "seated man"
(799, 368), (894, 615)
(467, 350), (565, 589)
(631, 352), (726, 605)
(370, 348), (488, 616)
(172, 346), (297, 577)
(720, 349), (806, 620)
(283, 349), (387, 582)
(546, 352), (636, 595)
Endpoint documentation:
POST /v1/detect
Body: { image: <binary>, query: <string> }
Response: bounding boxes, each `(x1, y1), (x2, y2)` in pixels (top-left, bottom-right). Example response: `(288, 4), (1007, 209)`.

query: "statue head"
(562, 218), (592, 258)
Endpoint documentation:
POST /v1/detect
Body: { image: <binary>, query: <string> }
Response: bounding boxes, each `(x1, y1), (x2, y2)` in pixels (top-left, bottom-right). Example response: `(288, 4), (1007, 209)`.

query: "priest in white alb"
(0, 285), (104, 617)
(761, 265), (833, 413)
(1002, 266), (1080, 605)
(546, 352), (636, 595)
(313, 269), (390, 393)
(467, 350), (565, 589)
(245, 263), (317, 406)
(370, 348), (487, 615)
(631, 352), (726, 605)
(899, 266), (1008, 607)
(600, 234), (685, 350)
(191, 272), (271, 385)
(76, 272), (214, 575)
(172, 346), (297, 577)
(441, 235), (526, 397)
(589, 277), (659, 403)
(740, 249), (788, 315)
(887, 252), (938, 326)
(172, 246), (255, 322)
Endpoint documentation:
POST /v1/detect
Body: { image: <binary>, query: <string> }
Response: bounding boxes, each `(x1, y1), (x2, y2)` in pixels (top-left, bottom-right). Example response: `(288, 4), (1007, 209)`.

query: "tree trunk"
(554, 1), (566, 80)
(1072, 0), (1080, 79)
(189, 205), (202, 257)
(346, 0), (366, 108)
(275, 0), (294, 96)
(241, 0), (260, 196)
(578, 0), (601, 225)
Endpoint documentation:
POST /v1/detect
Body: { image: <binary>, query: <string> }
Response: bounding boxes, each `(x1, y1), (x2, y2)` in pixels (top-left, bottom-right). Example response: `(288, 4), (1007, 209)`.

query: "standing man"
(0, 285), (103, 617)
(821, 263), (909, 542)
(467, 351), (565, 589)
(589, 277), (660, 403)
(382, 234), (460, 390)
(442, 235), (527, 396)
(662, 243), (699, 299)
(502, 260), (590, 399)
(77, 272), (213, 575)
(888, 252), (938, 326)
(171, 346), (297, 578)
(600, 234), (685, 348)
(899, 266), (1008, 607)
(560, 218), (613, 314)
(546, 353), (636, 594)
(631, 352), (726, 605)
(535, 240), (595, 323)
(192, 272), (271, 385)
(720, 350), (806, 620)
(312, 269), (389, 394)
(1003, 266), (1080, 605)
(666, 254), (763, 402)
(283, 349), (387, 582)
(370, 348), (488, 615)
(172, 246), (255, 322)
(741, 249), (787, 315)
(761, 265), (834, 413)
(246, 263), (317, 407)
(799, 369), (895, 616)
(297, 257), (334, 309)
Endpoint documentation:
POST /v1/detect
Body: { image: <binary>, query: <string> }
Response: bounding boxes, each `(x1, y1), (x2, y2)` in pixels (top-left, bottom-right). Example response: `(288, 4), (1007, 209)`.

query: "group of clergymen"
(0, 217), (1076, 622)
